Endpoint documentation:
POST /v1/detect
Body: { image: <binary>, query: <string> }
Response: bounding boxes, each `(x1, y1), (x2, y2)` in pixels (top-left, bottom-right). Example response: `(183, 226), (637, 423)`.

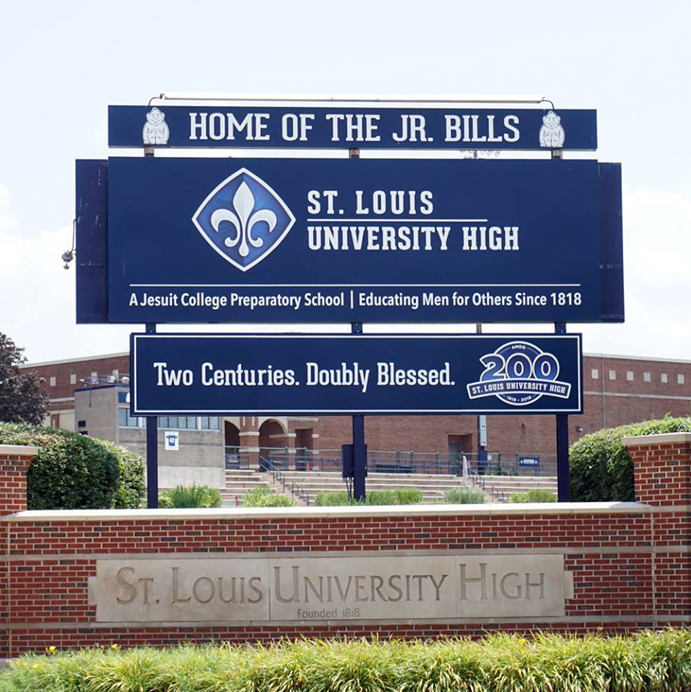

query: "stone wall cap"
(0, 444), (39, 456)
(622, 432), (691, 447)
(1, 501), (650, 522)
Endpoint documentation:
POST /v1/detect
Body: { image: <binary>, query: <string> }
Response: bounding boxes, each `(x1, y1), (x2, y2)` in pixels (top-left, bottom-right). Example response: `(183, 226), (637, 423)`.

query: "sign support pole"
(145, 323), (159, 509)
(347, 147), (367, 502)
(475, 323), (488, 472)
(351, 322), (367, 501)
(555, 322), (570, 501)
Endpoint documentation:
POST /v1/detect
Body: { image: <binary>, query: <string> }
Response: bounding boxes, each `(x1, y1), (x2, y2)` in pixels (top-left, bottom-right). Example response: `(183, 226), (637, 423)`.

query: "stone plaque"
(94, 553), (566, 623)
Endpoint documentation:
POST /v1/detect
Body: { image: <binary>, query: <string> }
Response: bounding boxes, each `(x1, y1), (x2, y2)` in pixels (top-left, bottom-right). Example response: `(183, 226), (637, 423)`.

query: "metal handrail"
(228, 446), (558, 478)
(261, 456), (311, 506)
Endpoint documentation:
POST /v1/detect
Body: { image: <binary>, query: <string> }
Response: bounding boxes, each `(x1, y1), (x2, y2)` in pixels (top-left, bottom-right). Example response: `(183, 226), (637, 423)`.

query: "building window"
(609, 370), (616, 380)
(644, 372), (651, 382)
(678, 374), (685, 385)
(118, 407), (141, 428)
(49, 376), (56, 387)
(70, 374), (77, 384)
(91, 371), (98, 379)
(591, 368), (599, 379)
(158, 416), (198, 430)
(112, 369), (119, 377)
(626, 371), (634, 381)
(661, 373), (668, 383)
(200, 416), (220, 430)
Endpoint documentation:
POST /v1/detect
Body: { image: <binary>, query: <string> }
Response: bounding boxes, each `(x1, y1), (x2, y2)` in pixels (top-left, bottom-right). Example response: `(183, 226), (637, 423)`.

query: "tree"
(0, 332), (49, 425)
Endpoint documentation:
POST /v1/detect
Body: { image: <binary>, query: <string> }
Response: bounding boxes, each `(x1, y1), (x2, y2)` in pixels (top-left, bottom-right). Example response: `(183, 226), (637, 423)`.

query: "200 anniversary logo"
(467, 341), (571, 406)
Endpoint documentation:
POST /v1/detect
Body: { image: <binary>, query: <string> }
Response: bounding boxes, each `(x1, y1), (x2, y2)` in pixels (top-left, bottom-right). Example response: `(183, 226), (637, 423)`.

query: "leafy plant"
(0, 332), (48, 425)
(159, 484), (221, 508)
(509, 489), (557, 503)
(569, 416), (691, 501)
(314, 488), (423, 506)
(241, 486), (296, 507)
(441, 487), (487, 504)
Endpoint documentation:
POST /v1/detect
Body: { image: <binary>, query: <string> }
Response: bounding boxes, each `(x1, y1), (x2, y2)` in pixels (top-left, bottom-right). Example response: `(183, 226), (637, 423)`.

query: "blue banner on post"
(90, 157), (618, 324)
(130, 334), (583, 416)
(109, 105), (597, 151)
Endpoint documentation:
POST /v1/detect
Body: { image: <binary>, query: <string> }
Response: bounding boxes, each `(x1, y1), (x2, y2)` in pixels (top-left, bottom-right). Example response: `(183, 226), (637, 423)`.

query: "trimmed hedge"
(2, 630), (691, 692)
(0, 422), (145, 510)
(96, 439), (146, 509)
(569, 416), (691, 502)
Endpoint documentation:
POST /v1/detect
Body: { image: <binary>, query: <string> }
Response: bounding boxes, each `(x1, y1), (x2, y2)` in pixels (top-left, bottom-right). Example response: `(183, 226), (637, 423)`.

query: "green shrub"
(3, 630), (691, 692)
(569, 416), (691, 501)
(509, 489), (557, 503)
(241, 486), (296, 507)
(0, 421), (145, 510)
(441, 487), (487, 504)
(314, 488), (423, 506)
(94, 439), (146, 509)
(159, 484), (221, 508)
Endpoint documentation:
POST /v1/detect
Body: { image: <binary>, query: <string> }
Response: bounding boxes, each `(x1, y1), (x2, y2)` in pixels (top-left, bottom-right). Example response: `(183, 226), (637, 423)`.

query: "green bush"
(509, 489), (557, 503)
(314, 488), (423, 506)
(159, 484), (221, 508)
(569, 416), (691, 502)
(0, 421), (144, 510)
(94, 439), (146, 509)
(441, 487), (487, 504)
(3, 630), (691, 692)
(241, 486), (296, 507)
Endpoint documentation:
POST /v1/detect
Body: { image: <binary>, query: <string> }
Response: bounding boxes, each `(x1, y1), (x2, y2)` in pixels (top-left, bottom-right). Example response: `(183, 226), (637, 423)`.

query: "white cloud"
(0, 184), (130, 363)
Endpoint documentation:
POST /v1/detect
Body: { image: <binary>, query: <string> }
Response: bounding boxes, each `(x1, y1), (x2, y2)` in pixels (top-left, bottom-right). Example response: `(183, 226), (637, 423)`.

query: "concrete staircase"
(470, 474), (558, 502)
(275, 470), (480, 504)
(221, 469), (271, 507)
(221, 468), (558, 507)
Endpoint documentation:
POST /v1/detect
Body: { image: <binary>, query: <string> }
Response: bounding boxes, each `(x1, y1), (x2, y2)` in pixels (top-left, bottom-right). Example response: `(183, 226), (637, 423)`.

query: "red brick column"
(623, 432), (691, 506)
(0, 445), (37, 517)
(1, 445), (38, 657)
(623, 433), (691, 623)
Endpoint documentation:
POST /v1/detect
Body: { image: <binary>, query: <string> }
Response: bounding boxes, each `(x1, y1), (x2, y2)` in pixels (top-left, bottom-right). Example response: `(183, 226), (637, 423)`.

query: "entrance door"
(295, 429), (313, 470)
(447, 434), (473, 474)
(224, 422), (241, 468)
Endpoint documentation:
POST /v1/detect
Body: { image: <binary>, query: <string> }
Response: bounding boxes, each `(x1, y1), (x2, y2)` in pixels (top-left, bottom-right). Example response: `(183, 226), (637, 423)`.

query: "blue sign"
(84, 157), (622, 324)
(109, 105), (597, 151)
(130, 334), (582, 415)
(519, 456), (540, 467)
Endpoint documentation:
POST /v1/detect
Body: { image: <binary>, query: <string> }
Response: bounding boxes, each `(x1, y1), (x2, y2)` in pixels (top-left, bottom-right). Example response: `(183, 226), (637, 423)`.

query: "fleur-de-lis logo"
(211, 181), (277, 258)
(192, 168), (295, 271)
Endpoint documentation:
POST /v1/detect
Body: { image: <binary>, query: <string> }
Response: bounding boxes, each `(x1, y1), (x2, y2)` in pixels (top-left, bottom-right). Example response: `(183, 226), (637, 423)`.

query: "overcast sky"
(1, 0), (690, 364)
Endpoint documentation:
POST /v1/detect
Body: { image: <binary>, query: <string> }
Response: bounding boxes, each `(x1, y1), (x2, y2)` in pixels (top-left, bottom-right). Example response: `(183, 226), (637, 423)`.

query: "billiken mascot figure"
(539, 110), (565, 148)
(143, 107), (170, 145)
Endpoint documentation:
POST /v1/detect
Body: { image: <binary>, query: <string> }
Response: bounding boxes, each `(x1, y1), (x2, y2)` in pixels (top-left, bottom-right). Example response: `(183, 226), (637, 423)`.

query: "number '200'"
(480, 351), (560, 382)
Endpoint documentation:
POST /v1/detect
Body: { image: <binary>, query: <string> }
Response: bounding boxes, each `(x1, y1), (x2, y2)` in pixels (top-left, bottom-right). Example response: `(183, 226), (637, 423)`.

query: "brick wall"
(1, 435), (689, 655)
